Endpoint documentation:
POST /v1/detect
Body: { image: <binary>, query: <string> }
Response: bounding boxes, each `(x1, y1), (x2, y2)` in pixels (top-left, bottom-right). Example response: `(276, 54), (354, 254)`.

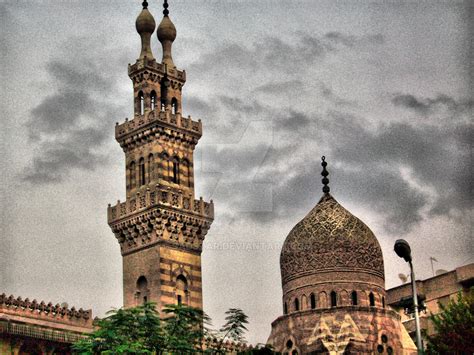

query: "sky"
(1, 0), (473, 344)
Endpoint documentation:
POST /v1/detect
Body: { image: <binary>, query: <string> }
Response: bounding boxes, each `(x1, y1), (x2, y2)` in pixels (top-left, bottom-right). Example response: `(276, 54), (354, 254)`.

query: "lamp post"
(394, 239), (423, 353)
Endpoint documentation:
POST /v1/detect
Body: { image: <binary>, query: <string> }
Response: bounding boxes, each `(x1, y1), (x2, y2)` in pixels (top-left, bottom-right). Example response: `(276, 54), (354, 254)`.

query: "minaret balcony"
(128, 57), (186, 82)
(115, 109), (202, 142)
(107, 186), (214, 225)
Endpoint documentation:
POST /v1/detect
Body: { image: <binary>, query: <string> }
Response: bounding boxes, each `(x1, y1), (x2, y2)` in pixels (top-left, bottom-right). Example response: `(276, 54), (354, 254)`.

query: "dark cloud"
(392, 93), (473, 115)
(23, 38), (125, 184)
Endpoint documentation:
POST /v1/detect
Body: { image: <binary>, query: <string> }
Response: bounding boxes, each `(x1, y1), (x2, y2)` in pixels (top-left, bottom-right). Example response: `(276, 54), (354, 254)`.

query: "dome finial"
(321, 156), (330, 194)
(135, 0), (156, 60)
(157, 0), (177, 67)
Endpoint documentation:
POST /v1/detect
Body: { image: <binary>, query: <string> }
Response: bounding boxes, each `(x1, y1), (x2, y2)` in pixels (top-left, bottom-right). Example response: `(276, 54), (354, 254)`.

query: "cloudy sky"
(1, 0), (472, 344)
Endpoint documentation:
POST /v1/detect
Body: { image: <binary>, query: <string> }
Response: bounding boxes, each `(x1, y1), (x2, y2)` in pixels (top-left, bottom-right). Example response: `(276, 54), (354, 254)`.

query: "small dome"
(157, 16), (177, 42)
(280, 193), (384, 284)
(136, 8), (156, 35)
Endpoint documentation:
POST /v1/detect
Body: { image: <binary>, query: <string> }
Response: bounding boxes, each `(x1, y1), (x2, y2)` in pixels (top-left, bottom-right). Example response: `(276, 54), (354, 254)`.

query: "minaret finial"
(321, 156), (330, 194)
(142, 0), (148, 9)
(157, 0), (176, 67)
(163, 0), (169, 16)
(135, 0), (156, 60)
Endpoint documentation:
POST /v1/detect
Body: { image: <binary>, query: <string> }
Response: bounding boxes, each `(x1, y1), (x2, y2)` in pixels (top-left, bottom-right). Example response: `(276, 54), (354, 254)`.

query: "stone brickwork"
(108, 2), (213, 311)
(387, 263), (474, 347)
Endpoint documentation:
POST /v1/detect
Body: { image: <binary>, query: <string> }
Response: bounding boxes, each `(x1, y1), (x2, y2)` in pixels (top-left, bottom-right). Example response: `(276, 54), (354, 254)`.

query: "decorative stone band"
(108, 188), (214, 224)
(115, 110), (202, 143)
(0, 320), (87, 344)
(0, 294), (92, 322)
(128, 57), (186, 81)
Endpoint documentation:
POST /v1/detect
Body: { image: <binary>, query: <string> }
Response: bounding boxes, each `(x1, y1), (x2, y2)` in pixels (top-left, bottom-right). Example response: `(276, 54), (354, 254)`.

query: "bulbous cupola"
(279, 157), (385, 311)
(157, 0), (177, 67)
(135, 0), (156, 60)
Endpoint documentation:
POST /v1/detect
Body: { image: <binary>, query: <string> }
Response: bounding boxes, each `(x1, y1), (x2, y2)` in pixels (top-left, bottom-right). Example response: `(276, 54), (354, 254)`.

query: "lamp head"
(394, 239), (412, 263)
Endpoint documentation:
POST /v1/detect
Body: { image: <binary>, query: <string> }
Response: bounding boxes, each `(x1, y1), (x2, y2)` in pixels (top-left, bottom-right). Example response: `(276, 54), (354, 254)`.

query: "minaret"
(108, 0), (214, 310)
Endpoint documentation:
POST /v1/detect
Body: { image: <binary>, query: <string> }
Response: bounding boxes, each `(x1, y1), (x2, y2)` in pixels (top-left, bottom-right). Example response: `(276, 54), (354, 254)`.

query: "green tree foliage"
(426, 288), (474, 354)
(73, 303), (270, 354)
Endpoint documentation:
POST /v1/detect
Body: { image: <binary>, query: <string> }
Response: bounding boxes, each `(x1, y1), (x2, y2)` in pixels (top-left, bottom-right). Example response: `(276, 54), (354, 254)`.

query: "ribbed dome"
(157, 16), (176, 42)
(136, 8), (156, 34)
(280, 193), (384, 284)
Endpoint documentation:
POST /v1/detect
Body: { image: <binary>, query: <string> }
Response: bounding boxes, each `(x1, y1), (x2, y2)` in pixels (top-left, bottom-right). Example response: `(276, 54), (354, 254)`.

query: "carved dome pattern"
(280, 193), (384, 284)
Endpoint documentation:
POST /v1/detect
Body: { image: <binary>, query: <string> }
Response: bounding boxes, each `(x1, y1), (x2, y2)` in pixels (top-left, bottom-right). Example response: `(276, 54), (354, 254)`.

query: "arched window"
(161, 153), (169, 181)
(139, 158), (146, 186)
(171, 97), (178, 114)
(351, 291), (358, 306)
(138, 91), (145, 115)
(310, 293), (316, 309)
(330, 291), (337, 307)
(161, 99), (166, 112)
(148, 154), (154, 183)
(176, 274), (188, 305)
(150, 91), (156, 110)
(382, 296), (385, 308)
(369, 292), (375, 307)
(136, 276), (148, 305)
(284, 302), (288, 315)
(129, 161), (136, 189)
(171, 158), (180, 184)
(294, 298), (299, 311)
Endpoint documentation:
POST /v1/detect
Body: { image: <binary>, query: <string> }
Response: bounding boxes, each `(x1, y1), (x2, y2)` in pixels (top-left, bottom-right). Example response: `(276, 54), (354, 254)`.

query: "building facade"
(267, 158), (417, 354)
(387, 263), (474, 348)
(0, 294), (93, 355)
(107, 0), (214, 311)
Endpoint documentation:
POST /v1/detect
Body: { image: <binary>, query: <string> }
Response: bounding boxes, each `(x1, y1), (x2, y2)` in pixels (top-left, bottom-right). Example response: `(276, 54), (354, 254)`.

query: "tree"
(426, 288), (474, 354)
(211, 308), (249, 353)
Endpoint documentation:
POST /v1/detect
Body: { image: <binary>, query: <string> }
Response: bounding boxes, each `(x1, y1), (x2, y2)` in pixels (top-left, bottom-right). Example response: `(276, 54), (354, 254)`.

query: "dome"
(280, 193), (384, 284)
(136, 8), (156, 35)
(157, 16), (177, 42)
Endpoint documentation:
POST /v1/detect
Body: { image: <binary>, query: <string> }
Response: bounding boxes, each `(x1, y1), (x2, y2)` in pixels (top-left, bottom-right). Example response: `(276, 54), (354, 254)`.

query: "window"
(382, 296), (385, 308)
(148, 154), (154, 183)
(136, 276), (148, 305)
(284, 302), (288, 315)
(161, 99), (166, 112)
(176, 274), (188, 305)
(138, 91), (145, 115)
(330, 291), (337, 307)
(351, 291), (358, 306)
(171, 98), (178, 114)
(369, 292), (375, 307)
(129, 161), (136, 189)
(182, 159), (191, 187)
(310, 293), (316, 309)
(139, 158), (146, 186)
(294, 298), (299, 311)
(150, 91), (156, 110)
(171, 158), (180, 184)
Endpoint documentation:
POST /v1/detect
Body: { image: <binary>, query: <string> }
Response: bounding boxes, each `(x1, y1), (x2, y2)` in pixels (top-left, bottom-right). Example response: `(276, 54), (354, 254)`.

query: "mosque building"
(1, 1), (469, 354)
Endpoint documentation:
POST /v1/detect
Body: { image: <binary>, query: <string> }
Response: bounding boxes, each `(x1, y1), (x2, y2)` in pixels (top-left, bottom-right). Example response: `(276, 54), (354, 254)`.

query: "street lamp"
(394, 239), (423, 353)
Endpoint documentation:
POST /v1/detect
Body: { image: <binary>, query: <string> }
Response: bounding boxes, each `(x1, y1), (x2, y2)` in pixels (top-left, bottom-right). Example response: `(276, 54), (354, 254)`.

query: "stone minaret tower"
(107, 0), (214, 310)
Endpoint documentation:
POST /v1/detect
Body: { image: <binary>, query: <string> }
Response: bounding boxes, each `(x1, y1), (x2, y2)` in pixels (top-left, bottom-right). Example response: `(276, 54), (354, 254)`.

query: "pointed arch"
(176, 274), (188, 305)
(369, 292), (375, 307)
(139, 157), (146, 186)
(138, 90), (145, 115)
(284, 301), (288, 315)
(310, 293), (316, 309)
(294, 297), (299, 312)
(171, 97), (178, 114)
(150, 90), (157, 110)
(148, 153), (154, 183)
(330, 291), (337, 307)
(136, 276), (149, 305)
(171, 156), (180, 184)
(351, 290), (358, 306)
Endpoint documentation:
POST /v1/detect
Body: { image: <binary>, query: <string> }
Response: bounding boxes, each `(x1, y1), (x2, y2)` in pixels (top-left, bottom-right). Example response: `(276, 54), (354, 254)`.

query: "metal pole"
(409, 260), (423, 353)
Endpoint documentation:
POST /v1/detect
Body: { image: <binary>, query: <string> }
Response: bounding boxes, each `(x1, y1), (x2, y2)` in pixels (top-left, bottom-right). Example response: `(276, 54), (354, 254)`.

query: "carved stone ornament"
(280, 193), (384, 284)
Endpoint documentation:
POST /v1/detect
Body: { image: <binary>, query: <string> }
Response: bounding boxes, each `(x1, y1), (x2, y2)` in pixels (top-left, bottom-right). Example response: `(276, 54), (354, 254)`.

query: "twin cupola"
(135, 0), (177, 67)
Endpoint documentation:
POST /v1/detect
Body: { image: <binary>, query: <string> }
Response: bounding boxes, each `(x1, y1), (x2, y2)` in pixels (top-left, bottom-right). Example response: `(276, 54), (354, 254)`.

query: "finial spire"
(321, 156), (330, 194)
(135, 0), (156, 60)
(157, 0), (176, 67)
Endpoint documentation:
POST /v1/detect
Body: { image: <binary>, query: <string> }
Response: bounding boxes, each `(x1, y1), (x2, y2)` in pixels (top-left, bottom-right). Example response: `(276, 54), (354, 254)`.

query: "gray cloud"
(22, 39), (125, 184)
(392, 93), (473, 116)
